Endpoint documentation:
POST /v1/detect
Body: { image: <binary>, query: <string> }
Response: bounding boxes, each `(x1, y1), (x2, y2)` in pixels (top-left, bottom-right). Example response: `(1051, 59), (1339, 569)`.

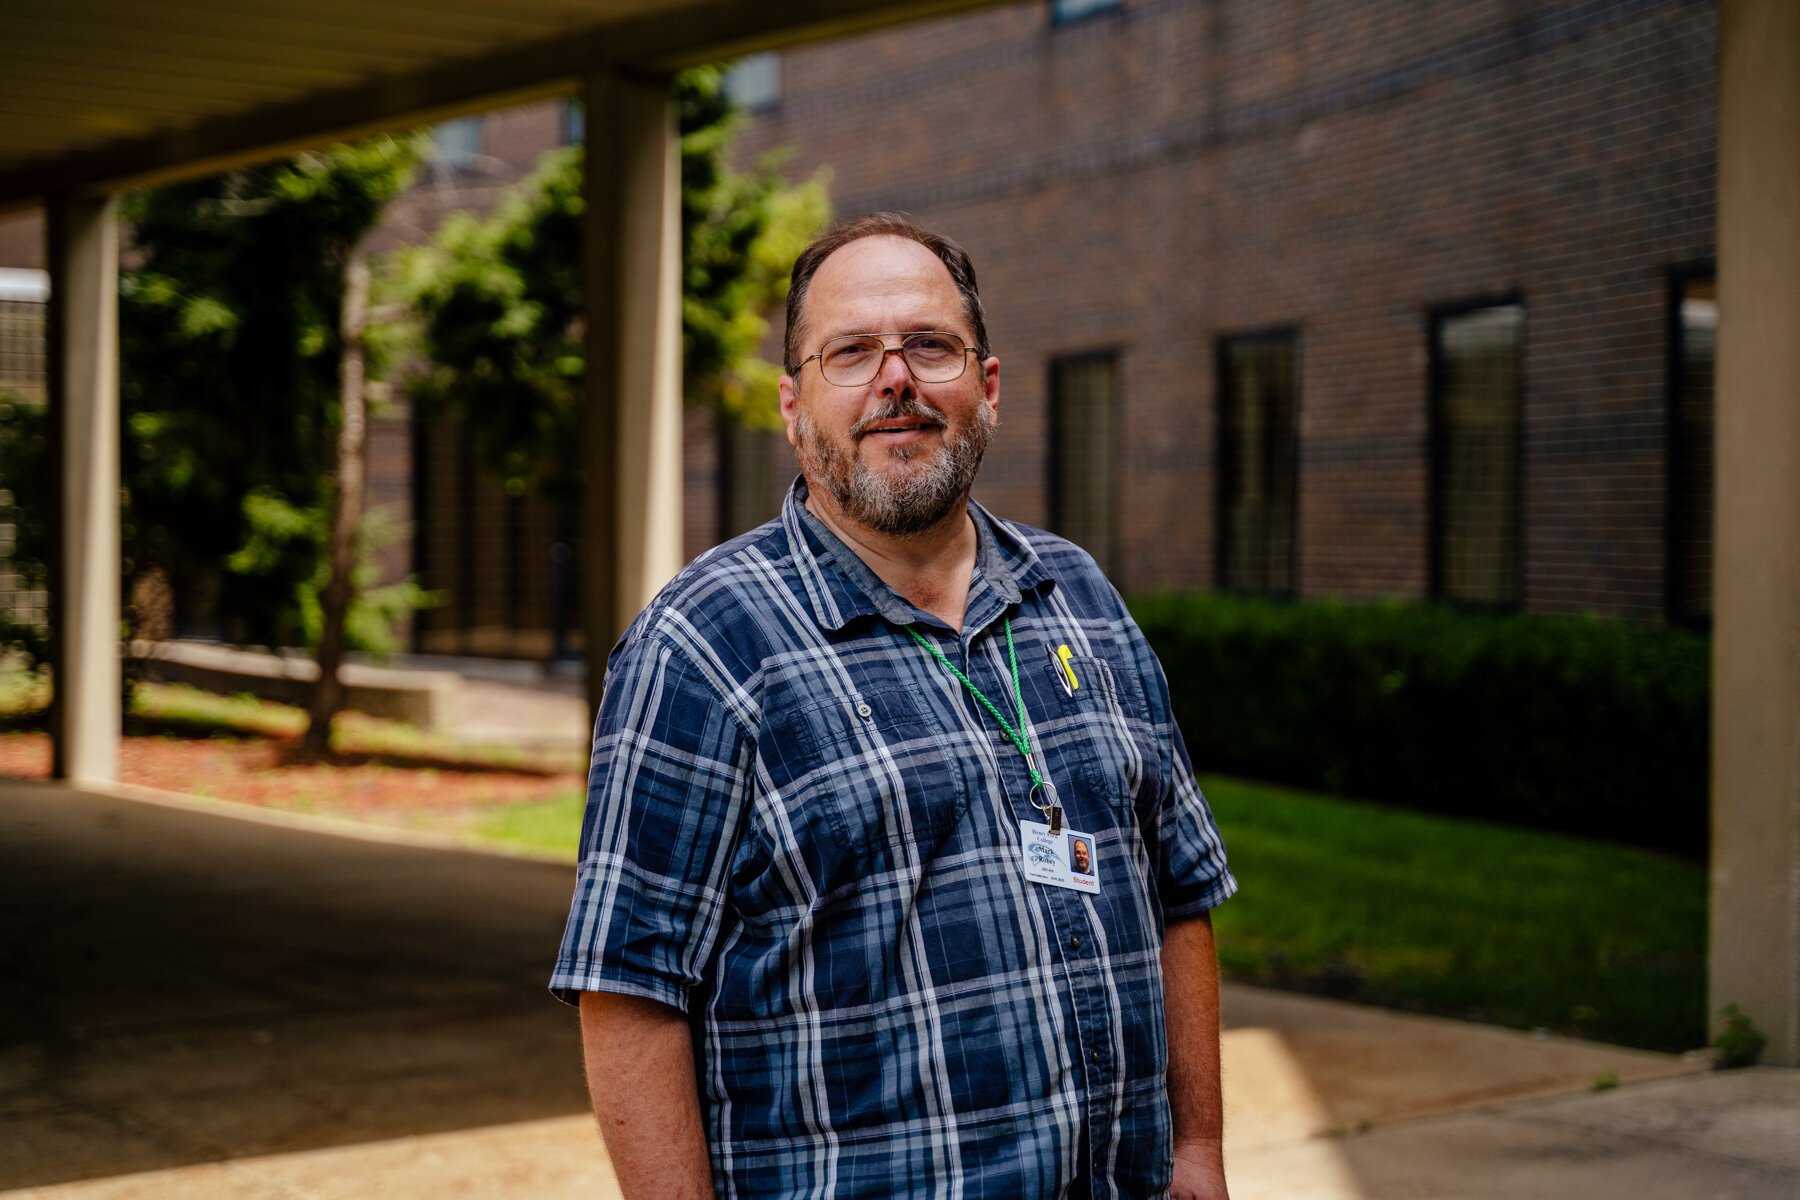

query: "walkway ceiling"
(0, 0), (995, 210)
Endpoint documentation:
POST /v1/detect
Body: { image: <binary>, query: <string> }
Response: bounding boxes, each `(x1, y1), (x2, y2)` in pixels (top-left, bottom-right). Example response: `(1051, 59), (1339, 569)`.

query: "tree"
(401, 66), (829, 505)
(119, 136), (431, 747)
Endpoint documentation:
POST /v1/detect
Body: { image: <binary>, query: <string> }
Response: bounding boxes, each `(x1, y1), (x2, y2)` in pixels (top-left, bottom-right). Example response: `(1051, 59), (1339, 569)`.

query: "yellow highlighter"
(1054, 644), (1080, 694)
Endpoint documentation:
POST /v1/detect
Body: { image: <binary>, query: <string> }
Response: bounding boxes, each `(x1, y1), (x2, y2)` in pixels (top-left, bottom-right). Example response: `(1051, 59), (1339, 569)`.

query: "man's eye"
(907, 335), (955, 358)
(827, 342), (875, 364)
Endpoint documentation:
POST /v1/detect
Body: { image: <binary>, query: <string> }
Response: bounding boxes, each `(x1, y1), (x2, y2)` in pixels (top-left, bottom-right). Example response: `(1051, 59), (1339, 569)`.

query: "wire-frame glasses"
(793, 331), (979, 387)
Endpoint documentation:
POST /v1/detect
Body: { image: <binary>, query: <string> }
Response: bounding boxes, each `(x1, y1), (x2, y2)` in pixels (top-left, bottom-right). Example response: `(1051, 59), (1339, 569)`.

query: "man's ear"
(778, 374), (801, 447)
(982, 355), (1001, 427)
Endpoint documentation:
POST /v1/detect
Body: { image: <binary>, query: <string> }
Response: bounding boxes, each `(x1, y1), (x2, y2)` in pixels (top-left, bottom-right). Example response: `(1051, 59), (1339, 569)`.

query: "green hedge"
(1129, 593), (1710, 859)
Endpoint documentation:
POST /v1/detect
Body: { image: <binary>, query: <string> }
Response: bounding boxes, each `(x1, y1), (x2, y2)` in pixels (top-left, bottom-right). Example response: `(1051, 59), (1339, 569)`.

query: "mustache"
(850, 398), (948, 439)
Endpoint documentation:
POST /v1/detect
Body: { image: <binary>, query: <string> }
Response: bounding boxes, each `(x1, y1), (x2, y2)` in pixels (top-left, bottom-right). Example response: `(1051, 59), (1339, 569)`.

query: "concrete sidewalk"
(2, 779), (1793, 1199)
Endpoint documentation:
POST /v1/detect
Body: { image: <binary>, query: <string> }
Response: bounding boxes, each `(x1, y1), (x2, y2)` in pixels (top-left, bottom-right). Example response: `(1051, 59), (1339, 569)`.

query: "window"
(724, 53), (781, 112)
(1668, 272), (1715, 625)
(1052, 0), (1122, 23)
(0, 271), (48, 637)
(1216, 333), (1299, 594)
(429, 116), (484, 172)
(1048, 353), (1118, 574)
(1429, 302), (1524, 606)
(0, 270), (49, 403)
(562, 99), (584, 146)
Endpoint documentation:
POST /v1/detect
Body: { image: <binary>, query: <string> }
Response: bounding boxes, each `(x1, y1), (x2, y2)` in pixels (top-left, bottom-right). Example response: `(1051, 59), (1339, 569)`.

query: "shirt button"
(1089, 1047), (1104, 1064)
(855, 702), (873, 718)
(1068, 933), (1083, 951)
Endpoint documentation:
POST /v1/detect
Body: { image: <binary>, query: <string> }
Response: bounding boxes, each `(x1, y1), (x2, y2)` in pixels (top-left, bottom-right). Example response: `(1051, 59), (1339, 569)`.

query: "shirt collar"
(781, 476), (1056, 635)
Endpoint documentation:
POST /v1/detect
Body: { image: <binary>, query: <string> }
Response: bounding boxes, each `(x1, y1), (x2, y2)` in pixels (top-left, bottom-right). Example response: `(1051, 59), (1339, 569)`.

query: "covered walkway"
(3, 782), (1794, 1199)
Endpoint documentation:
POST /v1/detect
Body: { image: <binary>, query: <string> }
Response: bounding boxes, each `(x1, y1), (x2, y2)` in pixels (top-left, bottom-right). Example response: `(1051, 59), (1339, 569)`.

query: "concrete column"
(44, 193), (121, 785)
(1712, 0), (1800, 1066)
(579, 71), (684, 714)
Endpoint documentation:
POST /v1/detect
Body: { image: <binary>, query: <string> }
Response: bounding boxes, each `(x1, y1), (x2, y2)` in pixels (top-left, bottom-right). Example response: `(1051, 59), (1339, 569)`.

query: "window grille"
(1217, 333), (1299, 594)
(0, 291), (48, 640)
(1430, 303), (1524, 606)
(1048, 352), (1119, 575)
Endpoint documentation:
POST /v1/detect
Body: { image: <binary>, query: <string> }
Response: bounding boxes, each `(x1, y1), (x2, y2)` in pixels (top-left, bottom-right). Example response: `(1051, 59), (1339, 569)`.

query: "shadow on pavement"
(0, 780), (589, 1191)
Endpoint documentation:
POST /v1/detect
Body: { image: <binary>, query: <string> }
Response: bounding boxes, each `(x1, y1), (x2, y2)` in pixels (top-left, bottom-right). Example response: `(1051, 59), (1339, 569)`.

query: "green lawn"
(471, 789), (587, 851)
(1201, 774), (1707, 1052)
(456, 775), (1707, 1053)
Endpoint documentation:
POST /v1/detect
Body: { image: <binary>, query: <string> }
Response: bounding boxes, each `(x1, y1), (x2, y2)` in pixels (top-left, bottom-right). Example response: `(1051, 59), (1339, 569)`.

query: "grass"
(469, 790), (587, 853)
(0, 671), (582, 772)
(127, 682), (306, 738)
(438, 771), (1707, 1052)
(1201, 774), (1707, 1052)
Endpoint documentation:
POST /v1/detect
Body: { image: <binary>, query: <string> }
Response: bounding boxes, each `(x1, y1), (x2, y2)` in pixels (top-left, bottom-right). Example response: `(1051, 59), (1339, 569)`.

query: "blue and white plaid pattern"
(553, 479), (1235, 1199)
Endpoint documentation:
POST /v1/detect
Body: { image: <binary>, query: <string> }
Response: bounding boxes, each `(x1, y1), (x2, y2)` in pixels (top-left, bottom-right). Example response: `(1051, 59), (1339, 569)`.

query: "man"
(552, 213), (1235, 1199)
(1071, 836), (1094, 878)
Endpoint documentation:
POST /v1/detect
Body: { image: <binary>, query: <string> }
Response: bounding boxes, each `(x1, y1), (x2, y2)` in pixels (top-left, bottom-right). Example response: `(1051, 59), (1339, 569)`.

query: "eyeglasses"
(791, 331), (980, 387)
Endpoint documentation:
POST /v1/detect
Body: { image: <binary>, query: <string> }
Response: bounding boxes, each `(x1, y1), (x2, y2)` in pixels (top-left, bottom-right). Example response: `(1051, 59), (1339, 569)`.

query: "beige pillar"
(580, 71), (684, 713)
(44, 193), (121, 786)
(1712, 0), (1800, 1066)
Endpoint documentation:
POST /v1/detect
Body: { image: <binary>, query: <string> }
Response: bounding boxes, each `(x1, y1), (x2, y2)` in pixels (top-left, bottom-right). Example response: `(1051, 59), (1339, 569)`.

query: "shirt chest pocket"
(767, 686), (971, 857)
(1046, 653), (1157, 813)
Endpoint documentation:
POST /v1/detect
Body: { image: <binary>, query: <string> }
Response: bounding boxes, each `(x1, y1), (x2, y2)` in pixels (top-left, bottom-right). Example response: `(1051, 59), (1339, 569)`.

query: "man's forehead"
(806, 236), (965, 336)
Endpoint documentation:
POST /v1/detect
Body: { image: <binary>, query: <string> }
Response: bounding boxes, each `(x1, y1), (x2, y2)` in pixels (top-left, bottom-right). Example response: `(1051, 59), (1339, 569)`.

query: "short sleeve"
(1129, 622), (1237, 920)
(550, 632), (754, 1010)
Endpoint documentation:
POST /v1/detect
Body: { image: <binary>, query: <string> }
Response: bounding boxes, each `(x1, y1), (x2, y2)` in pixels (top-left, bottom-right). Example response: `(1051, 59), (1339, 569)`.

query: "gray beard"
(794, 396), (994, 536)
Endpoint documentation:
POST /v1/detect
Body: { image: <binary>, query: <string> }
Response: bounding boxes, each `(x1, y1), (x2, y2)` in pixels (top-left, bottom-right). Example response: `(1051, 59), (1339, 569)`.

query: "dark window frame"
(1426, 294), (1527, 610)
(1666, 262), (1717, 629)
(1214, 327), (1301, 597)
(1047, 348), (1122, 577)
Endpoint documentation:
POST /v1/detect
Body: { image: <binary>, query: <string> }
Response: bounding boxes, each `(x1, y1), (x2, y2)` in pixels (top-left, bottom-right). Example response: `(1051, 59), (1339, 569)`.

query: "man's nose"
(875, 344), (915, 392)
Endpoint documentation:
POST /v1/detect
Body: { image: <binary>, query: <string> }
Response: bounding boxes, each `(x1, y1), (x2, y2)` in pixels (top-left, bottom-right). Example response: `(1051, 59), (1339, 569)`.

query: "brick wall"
(738, 0), (1718, 618)
(0, 210), (43, 271)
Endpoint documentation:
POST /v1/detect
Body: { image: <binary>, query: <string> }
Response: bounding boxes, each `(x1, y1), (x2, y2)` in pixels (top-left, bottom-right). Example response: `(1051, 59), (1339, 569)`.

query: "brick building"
(0, 0), (1722, 656)
(722, 0), (1719, 624)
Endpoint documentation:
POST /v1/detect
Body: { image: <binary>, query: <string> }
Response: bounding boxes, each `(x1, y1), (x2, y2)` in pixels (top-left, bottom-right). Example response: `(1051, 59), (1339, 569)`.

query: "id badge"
(1020, 821), (1101, 894)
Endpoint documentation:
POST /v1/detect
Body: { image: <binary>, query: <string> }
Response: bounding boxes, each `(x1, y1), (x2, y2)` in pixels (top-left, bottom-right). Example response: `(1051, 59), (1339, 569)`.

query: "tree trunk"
(303, 254), (370, 755)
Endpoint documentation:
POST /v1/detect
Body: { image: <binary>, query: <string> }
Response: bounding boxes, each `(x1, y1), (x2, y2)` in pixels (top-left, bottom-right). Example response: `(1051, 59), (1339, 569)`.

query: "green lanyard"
(905, 618), (1063, 834)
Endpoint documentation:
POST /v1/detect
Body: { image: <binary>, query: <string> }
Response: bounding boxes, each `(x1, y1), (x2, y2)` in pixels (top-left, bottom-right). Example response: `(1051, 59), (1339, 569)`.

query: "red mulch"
(0, 731), (583, 814)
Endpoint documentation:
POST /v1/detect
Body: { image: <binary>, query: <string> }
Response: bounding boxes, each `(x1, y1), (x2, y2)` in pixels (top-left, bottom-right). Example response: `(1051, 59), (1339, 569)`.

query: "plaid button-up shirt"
(552, 480), (1235, 1199)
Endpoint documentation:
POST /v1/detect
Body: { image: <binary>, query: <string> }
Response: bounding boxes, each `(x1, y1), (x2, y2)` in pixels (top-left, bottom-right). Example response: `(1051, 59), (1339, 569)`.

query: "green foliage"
(121, 135), (428, 650)
(1130, 592), (1711, 857)
(401, 66), (829, 501)
(677, 64), (831, 429)
(1712, 1003), (1767, 1068)
(225, 492), (435, 654)
(0, 391), (49, 670)
(396, 144), (587, 502)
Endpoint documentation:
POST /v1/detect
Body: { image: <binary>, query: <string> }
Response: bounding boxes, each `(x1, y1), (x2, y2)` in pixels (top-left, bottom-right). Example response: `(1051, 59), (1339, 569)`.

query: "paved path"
(2, 779), (1794, 1199)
